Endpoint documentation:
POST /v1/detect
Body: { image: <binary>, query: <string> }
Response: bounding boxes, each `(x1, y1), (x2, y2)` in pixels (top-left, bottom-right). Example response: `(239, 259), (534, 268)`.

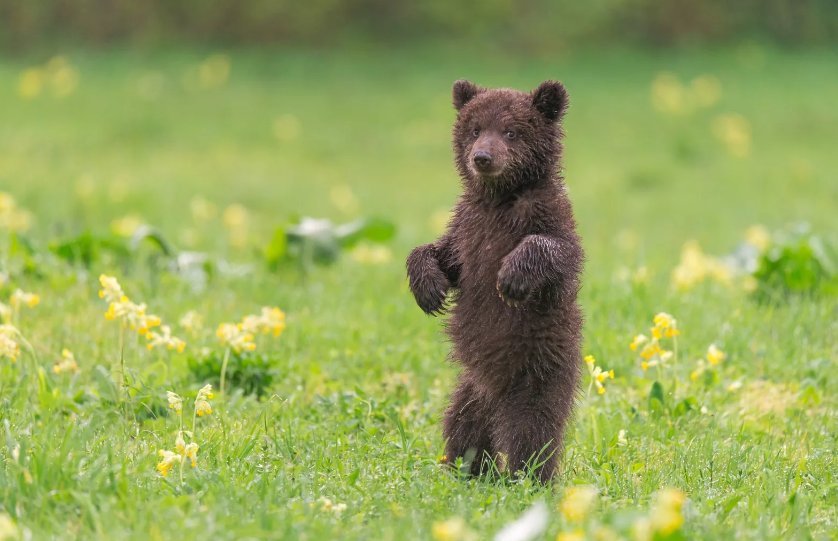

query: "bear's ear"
(531, 80), (569, 122)
(453, 79), (483, 111)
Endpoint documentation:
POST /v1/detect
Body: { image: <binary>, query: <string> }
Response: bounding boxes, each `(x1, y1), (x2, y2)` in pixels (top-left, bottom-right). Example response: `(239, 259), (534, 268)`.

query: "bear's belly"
(447, 274), (581, 397)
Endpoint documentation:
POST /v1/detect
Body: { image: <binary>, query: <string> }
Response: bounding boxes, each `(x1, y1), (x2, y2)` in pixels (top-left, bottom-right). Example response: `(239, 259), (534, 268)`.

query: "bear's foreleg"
(406, 243), (451, 315)
(496, 234), (579, 305)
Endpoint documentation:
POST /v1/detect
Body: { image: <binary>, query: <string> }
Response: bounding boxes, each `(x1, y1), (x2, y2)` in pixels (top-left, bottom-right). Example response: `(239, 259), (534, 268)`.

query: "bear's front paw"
(496, 268), (536, 307)
(414, 268), (450, 315)
(407, 244), (451, 316)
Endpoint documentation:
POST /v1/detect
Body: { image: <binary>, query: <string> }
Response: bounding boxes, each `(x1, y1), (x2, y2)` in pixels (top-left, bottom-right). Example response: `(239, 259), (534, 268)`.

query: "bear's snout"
(473, 150), (493, 170)
(469, 138), (505, 177)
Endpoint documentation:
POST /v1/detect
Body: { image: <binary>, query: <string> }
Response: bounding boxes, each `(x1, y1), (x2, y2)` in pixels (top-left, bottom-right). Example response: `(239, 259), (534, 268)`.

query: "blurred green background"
(1, 2), (837, 540)
(1, 0), (837, 50)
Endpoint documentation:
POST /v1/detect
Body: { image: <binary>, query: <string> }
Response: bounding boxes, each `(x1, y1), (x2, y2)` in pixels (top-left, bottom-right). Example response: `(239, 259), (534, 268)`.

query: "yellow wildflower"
(195, 384), (213, 417)
(559, 485), (598, 523)
(650, 72), (686, 115)
(156, 449), (182, 477)
(0, 193), (33, 232)
(317, 497), (347, 514)
(190, 196), (218, 222)
(240, 307), (287, 337)
(10, 289), (40, 309)
(174, 431), (198, 466)
(652, 312), (679, 338)
(0, 512), (19, 541)
(0, 303), (10, 323)
(713, 113), (751, 158)
(167, 391), (183, 413)
(53, 348), (80, 374)
(260, 307), (287, 336)
(629, 334), (648, 351)
(0, 325), (20, 362)
(689, 361), (706, 381)
(110, 214), (145, 237)
(98, 274), (125, 303)
(557, 530), (585, 541)
(175, 431), (186, 454)
(146, 325), (186, 353)
(431, 517), (475, 541)
(183, 442), (199, 468)
(585, 355), (615, 395)
(640, 341), (663, 360)
(690, 74), (722, 107)
(179, 310), (204, 334)
(135, 312), (162, 337)
(650, 488), (686, 536)
(216, 322), (256, 353)
(18, 67), (44, 99)
(744, 225), (771, 252)
(351, 244), (393, 265)
(706, 344), (726, 366)
(617, 429), (628, 446)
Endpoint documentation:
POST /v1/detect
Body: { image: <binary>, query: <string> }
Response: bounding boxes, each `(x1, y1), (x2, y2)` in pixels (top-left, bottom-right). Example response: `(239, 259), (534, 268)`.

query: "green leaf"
(649, 380), (665, 407)
(263, 226), (288, 269)
(335, 217), (396, 247)
(129, 225), (175, 257)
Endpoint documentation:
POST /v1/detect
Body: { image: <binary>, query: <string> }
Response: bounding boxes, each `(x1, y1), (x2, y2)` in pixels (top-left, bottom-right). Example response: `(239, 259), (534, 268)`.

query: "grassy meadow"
(0, 45), (836, 540)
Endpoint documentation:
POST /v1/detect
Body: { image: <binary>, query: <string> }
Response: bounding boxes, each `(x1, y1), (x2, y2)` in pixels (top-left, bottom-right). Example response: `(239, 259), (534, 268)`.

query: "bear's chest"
(455, 199), (542, 282)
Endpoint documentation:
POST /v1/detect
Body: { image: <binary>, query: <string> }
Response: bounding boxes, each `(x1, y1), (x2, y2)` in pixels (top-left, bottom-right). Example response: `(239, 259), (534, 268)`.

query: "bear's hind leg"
(491, 378), (574, 483)
(442, 377), (493, 476)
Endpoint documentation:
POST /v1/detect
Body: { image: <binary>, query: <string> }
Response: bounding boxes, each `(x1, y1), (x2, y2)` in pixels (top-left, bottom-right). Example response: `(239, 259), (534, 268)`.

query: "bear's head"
(451, 79), (569, 197)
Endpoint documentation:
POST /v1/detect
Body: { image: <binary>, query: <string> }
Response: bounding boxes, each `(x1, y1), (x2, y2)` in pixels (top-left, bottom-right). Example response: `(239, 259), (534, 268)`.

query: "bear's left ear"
(532, 80), (569, 122)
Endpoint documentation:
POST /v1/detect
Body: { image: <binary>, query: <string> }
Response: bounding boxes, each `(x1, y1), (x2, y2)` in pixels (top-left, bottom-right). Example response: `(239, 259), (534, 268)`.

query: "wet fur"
(406, 80), (583, 482)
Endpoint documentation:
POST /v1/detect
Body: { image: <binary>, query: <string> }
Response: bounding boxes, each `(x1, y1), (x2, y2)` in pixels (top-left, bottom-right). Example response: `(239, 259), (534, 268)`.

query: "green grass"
(0, 44), (836, 540)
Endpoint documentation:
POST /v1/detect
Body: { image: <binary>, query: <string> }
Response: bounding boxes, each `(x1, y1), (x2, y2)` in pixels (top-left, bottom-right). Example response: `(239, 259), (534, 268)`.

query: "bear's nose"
(473, 151), (492, 170)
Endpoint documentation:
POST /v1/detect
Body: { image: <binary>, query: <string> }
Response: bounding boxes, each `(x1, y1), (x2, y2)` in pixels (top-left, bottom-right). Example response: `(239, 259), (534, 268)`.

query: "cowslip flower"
(53, 348), (79, 374)
(195, 384), (213, 417)
(98, 274), (125, 303)
(629, 334), (648, 352)
(559, 485), (598, 523)
(706, 344), (726, 366)
(175, 431), (199, 468)
(167, 391), (183, 413)
(146, 325), (186, 353)
(216, 323), (256, 353)
(240, 306), (286, 337)
(431, 517), (475, 541)
(257, 307), (286, 337)
(155, 450), (182, 477)
(10, 289), (40, 310)
(652, 312), (679, 339)
(640, 341), (664, 361)
(650, 488), (686, 535)
(317, 497), (347, 514)
(585, 355), (615, 395)
(0, 325), (20, 362)
(179, 310), (203, 334)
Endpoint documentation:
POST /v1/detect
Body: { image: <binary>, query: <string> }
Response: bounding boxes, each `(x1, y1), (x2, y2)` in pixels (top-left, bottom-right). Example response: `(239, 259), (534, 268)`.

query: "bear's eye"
(504, 130), (516, 140)
(471, 128), (480, 138)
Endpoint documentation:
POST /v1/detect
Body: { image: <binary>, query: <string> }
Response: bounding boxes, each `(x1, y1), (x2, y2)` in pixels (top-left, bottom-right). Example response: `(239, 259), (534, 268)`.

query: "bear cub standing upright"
(406, 79), (583, 482)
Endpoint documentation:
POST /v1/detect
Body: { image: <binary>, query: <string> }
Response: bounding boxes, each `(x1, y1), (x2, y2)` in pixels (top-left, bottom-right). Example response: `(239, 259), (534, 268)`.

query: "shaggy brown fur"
(406, 79), (583, 482)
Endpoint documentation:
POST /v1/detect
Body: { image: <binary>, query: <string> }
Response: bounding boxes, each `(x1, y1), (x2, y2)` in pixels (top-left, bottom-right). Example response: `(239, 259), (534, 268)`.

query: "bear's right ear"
(453, 80), (483, 111)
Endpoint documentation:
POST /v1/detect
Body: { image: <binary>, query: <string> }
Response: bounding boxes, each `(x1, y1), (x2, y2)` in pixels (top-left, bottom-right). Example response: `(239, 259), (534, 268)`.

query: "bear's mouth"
(470, 161), (504, 179)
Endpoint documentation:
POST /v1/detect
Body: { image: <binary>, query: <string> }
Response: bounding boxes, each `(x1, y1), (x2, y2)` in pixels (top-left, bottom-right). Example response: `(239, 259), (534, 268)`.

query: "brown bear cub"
(406, 79), (583, 482)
